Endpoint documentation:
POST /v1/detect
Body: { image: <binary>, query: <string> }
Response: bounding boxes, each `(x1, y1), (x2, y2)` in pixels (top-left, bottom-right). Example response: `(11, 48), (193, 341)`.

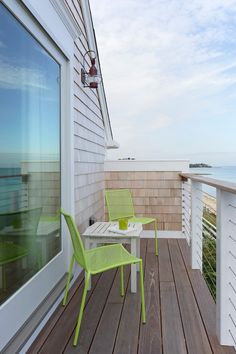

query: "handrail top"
(180, 173), (236, 194)
(0, 174), (28, 179)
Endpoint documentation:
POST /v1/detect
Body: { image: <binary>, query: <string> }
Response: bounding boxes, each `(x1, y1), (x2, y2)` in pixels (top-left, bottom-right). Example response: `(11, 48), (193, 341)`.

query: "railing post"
(216, 189), (236, 346)
(191, 181), (203, 270)
(182, 179), (191, 245)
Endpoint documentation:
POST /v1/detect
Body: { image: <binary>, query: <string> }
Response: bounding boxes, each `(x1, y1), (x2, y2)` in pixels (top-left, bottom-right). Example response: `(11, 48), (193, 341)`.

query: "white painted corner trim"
(49, 0), (81, 40)
(80, 0), (115, 146)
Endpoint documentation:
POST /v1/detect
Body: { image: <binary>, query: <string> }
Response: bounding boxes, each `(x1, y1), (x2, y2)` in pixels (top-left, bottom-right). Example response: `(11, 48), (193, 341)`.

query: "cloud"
(90, 0), (236, 163)
(0, 58), (49, 91)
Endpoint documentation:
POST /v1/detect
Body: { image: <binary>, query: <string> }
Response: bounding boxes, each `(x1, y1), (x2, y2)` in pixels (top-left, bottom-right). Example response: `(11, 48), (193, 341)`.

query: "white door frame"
(0, 0), (74, 349)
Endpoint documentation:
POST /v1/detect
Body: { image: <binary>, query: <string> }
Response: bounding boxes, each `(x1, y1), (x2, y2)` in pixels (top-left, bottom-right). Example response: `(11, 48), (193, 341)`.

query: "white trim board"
(141, 230), (184, 239)
(104, 160), (189, 172)
(20, 0), (78, 59)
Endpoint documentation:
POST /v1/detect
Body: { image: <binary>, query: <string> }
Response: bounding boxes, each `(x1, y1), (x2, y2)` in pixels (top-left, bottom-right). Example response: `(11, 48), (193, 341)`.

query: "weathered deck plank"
(159, 240), (187, 354)
(178, 239), (236, 354)
(28, 238), (236, 354)
(64, 269), (117, 354)
(88, 263), (130, 354)
(160, 282), (187, 354)
(168, 239), (212, 354)
(26, 272), (84, 354)
(38, 273), (101, 354)
(158, 239), (173, 282)
(138, 239), (162, 354)
(113, 239), (147, 354)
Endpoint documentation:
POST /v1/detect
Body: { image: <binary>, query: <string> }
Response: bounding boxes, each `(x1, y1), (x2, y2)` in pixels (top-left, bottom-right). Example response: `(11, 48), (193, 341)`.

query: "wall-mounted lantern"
(81, 50), (101, 89)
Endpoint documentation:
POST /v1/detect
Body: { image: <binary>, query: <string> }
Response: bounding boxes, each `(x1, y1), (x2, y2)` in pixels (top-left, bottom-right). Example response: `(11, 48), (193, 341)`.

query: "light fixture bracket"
(81, 50), (101, 89)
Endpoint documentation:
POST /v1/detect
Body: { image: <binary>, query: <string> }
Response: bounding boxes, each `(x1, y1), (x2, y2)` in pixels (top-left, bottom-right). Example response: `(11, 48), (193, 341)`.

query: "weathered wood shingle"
(65, 0), (106, 231)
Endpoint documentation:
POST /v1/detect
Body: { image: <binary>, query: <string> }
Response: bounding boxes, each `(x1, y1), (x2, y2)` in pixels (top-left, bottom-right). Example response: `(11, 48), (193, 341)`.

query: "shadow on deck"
(28, 239), (236, 354)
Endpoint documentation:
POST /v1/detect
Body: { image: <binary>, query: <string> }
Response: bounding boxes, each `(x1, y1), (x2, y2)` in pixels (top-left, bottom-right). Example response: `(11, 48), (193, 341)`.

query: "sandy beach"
(203, 195), (216, 213)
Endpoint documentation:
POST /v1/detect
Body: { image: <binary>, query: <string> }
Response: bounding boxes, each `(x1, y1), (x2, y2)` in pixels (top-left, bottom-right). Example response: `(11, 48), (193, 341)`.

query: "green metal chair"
(0, 208), (42, 268)
(61, 209), (146, 347)
(105, 189), (158, 255)
(0, 242), (28, 290)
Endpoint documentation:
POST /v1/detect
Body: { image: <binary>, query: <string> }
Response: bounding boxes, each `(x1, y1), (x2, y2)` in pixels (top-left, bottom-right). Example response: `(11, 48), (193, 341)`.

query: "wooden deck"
(28, 239), (236, 354)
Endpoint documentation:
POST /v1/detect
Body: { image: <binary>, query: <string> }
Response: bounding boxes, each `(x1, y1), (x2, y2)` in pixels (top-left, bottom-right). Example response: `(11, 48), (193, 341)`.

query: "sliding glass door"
(0, 3), (61, 304)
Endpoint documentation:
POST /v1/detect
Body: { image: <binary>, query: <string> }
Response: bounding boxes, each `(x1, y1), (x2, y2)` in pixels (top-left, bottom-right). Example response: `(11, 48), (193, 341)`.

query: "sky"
(90, 0), (236, 166)
(0, 3), (60, 167)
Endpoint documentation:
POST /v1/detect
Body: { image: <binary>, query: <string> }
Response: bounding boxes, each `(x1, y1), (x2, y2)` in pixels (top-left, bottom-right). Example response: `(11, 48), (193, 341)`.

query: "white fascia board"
(80, 0), (115, 146)
(104, 159), (190, 172)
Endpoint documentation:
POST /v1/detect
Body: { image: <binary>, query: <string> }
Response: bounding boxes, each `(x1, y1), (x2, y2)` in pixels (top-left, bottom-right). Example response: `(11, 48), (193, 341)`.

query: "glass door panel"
(0, 3), (61, 304)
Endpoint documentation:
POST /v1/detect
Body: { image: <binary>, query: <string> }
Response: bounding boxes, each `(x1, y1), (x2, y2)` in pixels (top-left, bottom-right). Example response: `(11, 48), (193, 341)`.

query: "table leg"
(41, 238), (47, 266)
(84, 238), (91, 290)
(131, 239), (137, 293)
(136, 238), (140, 272)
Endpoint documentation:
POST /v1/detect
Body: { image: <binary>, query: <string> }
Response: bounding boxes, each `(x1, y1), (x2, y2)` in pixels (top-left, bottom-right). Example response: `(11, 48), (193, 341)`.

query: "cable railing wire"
(183, 225), (191, 235)
(229, 297), (236, 313)
(229, 220), (236, 227)
(229, 235), (236, 244)
(203, 245), (216, 264)
(229, 314), (236, 329)
(229, 266), (236, 280)
(203, 217), (216, 230)
(183, 206), (191, 216)
(229, 251), (236, 261)
(229, 329), (236, 346)
(229, 282), (236, 295)
(182, 177), (236, 343)
(182, 214), (191, 228)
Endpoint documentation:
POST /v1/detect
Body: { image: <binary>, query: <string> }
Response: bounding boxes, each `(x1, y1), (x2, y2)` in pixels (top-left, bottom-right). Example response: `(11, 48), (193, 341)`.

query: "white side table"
(82, 221), (142, 293)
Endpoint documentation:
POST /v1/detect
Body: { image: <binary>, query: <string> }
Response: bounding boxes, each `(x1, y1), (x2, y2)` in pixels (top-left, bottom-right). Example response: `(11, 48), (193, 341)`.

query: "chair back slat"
(61, 210), (87, 270)
(105, 189), (135, 221)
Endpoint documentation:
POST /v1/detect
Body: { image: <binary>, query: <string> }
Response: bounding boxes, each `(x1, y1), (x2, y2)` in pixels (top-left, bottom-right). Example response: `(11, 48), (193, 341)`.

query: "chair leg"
(73, 272), (91, 346)
(139, 260), (146, 323)
(63, 255), (75, 306)
(154, 219), (158, 256)
(120, 265), (124, 296)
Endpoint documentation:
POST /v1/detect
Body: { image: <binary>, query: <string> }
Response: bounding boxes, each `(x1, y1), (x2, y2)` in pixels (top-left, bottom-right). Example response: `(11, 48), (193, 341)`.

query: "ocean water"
(0, 166), (235, 210)
(190, 166), (236, 183)
(189, 166), (236, 197)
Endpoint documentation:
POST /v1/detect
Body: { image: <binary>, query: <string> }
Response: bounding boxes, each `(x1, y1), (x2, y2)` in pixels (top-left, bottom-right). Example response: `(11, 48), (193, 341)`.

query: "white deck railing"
(0, 175), (29, 212)
(181, 173), (236, 347)
(182, 178), (192, 245)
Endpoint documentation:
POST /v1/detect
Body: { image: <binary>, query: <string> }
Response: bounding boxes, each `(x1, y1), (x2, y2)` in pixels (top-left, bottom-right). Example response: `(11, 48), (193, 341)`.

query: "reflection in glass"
(0, 3), (61, 304)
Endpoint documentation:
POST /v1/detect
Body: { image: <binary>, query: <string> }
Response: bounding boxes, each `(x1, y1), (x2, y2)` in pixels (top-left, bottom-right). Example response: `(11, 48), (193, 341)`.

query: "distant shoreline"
(190, 163), (212, 168)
